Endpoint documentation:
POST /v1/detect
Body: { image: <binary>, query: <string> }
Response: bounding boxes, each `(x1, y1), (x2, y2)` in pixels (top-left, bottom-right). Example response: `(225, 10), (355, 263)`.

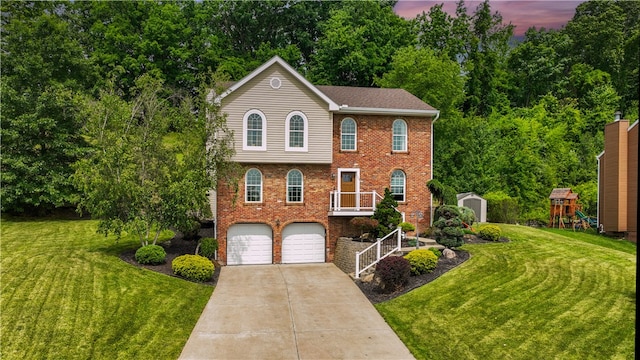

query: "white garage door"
(227, 224), (272, 265)
(282, 223), (325, 264)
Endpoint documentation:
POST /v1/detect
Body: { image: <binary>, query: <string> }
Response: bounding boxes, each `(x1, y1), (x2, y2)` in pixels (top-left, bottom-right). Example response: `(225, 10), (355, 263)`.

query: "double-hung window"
(245, 169), (263, 202)
(286, 169), (303, 203)
(392, 119), (407, 152)
(285, 111), (308, 151)
(341, 118), (357, 151)
(390, 170), (406, 202)
(243, 110), (266, 150)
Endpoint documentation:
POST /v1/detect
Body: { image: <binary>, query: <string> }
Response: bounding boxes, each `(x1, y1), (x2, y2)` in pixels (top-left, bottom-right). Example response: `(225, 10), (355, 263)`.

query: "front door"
(340, 172), (356, 207)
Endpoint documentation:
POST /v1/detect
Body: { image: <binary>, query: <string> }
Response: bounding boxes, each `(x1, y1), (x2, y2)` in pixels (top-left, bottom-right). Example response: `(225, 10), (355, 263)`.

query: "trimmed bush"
(197, 237), (218, 258)
(374, 256), (411, 294)
(428, 247), (442, 258)
(404, 249), (438, 275)
(135, 245), (166, 265)
(478, 225), (502, 241)
(433, 206), (465, 248)
(484, 191), (519, 224)
(399, 222), (416, 232)
(459, 206), (476, 226)
(172, 254), (214, 282)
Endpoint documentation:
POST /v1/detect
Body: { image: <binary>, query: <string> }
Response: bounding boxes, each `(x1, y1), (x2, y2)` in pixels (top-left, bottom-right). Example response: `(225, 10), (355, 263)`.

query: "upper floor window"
(341, 118), (357, 151)
(243, 110), (266, 151)
(286, 169), (303, 203)
(390, 170), (406, 202)
(245, 168), (263, 202)
(285, 111), (308, 151)
(392, 119), (407, 152)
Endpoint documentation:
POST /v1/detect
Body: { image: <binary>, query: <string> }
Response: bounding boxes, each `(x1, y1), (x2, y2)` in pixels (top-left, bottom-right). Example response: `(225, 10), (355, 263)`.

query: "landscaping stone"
(442, 248), (457, 259)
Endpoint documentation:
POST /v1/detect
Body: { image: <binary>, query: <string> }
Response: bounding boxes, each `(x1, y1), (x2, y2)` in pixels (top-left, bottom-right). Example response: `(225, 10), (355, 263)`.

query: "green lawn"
(377, 225), (636, 360)
(1, 218), (213, 360)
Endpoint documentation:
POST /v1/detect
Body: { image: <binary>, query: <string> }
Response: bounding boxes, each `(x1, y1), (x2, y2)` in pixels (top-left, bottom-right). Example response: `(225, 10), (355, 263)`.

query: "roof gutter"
(337, 106), (439, 117)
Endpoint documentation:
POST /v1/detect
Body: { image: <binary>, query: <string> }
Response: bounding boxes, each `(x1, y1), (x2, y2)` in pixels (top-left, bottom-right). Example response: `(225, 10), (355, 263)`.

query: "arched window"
(285, 111), (308, 151)
(341, 118), (357, 151)
(390, 170), (406, 202)
(243, 110), (266, 150)
(286, 169), (303, 203)
(392, 119), (407, 152)
(245, 168), (263, 202)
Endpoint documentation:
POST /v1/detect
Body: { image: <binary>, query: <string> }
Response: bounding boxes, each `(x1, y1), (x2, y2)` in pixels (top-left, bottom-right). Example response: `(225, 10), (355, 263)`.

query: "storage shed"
(457, 192), (487, 223)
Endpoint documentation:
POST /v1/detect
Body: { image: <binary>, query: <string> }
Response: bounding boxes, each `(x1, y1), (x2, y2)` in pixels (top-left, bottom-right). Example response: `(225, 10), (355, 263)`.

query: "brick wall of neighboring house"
(332, 114), (433, 229)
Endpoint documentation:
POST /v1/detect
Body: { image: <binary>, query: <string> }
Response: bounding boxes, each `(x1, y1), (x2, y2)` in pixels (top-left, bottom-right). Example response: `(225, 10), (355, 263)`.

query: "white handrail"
(355, 227), (402, 279)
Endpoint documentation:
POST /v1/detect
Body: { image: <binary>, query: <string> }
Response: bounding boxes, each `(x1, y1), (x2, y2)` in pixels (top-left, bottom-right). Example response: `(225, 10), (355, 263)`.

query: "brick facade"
(216, 114), (433, 264)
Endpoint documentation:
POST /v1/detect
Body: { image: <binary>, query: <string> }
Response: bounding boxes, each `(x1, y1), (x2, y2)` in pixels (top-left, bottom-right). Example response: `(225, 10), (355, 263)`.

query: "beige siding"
(221, 63), (332, 163)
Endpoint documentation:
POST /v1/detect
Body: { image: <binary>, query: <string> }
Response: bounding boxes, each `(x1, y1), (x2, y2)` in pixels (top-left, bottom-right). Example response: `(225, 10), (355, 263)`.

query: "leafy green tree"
(310, 0), (413, 86)
(73, 74), (237, 246)
(1, 1), (94, 214)
(371, 188), (402, 238)
(377, 46), (464, 117)
(507, 28), (572, 107)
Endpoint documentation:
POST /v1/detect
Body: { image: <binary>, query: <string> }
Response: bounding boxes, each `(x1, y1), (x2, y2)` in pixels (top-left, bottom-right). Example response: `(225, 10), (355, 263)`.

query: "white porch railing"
(329, 191), (382, 212)
(355, 227), (402, 279)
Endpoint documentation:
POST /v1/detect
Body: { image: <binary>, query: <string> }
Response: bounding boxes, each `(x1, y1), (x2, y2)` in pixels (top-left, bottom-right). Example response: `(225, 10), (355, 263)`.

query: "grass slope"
(1, 219), (213, 360)
(376, 225), (636, 360)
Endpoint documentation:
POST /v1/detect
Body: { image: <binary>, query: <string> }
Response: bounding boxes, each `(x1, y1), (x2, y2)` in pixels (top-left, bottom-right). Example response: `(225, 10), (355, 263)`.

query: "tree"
(0, 1), (94, 214)
(310, 0), (413, 86)
(73, 74), (238, 246)
(377, 46), (464, 117)
(371, 188), (402, 238)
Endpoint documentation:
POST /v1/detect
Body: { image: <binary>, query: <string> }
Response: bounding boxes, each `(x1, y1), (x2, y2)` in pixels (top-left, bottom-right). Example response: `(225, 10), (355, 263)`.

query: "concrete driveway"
(179, 263), (414, 360)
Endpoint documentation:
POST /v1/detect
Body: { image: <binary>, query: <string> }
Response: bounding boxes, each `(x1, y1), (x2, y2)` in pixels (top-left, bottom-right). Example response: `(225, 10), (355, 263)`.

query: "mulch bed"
(119, 230), (220, 287)
(355, 234), (509, 304)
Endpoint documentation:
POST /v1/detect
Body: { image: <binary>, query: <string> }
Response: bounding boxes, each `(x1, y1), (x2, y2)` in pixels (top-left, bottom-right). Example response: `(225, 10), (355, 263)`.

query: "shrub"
(404, 249), (438, 275)
(177, 218), (201, 240)
(350, 217), (379, 237)
(374, 256), (410, 293)
(172, 254), (214, 282)
(428, 247), (442, 258)
(459, 206), (476, 226)
(478, 225), (502, 241)
(197, 237), (218, 258)
(135, 245), (166, 265)
(399, 221), (416, 232)
(484, 191), (519, 224)
(433, 205), (465, 248)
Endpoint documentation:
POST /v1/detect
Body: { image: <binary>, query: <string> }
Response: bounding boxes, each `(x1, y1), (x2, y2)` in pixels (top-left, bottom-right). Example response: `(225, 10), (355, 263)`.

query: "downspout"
(430, 111), (441, 226)
(596, 153), (602, 232)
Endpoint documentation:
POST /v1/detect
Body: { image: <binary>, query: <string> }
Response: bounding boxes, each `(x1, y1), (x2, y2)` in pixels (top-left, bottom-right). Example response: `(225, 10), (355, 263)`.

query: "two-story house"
(213, 56), (439, 265)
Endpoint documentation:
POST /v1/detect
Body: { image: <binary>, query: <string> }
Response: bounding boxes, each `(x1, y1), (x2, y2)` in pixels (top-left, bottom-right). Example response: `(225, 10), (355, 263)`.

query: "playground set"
(548, 188), (597, 230)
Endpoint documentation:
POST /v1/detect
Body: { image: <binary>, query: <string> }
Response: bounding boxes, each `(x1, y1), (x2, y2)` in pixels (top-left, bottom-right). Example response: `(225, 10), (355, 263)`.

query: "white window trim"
(340, 118), (357, 151)
(286, 169), (304, 203)
(392, 119), (408, 152)
(245, 168), (263, 203)
(285, 111), (308, 152)
(391, 169), (406, 202)
(242, 109), (267, 151)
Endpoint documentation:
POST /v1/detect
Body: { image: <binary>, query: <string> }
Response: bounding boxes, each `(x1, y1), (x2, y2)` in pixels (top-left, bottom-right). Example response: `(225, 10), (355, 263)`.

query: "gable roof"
(317, 85), (439, 117)
(215, 56), (339, 111)
(457, 192), (484, 201)
(549, 188), (573, 199)
(215, 56), (439, 118)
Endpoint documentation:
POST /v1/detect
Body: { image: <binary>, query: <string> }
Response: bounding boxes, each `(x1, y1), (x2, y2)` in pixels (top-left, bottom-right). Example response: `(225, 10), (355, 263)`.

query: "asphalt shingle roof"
(316, 85), (436, 111)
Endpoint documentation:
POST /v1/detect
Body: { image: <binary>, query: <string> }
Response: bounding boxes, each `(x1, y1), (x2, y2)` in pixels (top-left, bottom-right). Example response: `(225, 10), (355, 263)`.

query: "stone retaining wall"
(334, 237), (372, 275)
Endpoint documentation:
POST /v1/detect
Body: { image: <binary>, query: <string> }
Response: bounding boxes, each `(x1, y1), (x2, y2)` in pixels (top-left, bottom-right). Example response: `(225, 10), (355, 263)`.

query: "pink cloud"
(394, 0), (586, 36)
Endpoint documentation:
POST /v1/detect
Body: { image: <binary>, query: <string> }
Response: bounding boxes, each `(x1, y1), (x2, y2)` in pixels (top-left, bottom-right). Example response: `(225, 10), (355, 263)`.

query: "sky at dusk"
(394, 0), (587, 36)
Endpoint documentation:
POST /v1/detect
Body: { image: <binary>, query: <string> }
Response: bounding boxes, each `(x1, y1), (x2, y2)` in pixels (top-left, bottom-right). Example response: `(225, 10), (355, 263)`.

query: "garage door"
(227, 224), (272, 265)
(282, 223), (325, 264)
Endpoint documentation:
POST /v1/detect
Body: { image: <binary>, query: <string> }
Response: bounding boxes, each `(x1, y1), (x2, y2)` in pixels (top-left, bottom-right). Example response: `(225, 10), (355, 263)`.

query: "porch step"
(396, 237), (444, 255)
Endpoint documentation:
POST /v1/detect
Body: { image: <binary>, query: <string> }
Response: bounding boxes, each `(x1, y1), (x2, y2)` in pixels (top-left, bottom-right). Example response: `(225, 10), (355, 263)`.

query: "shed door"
(282, 223), (325, 264)
(463, 198), (482, 222)
(227, 224), (272, 265)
